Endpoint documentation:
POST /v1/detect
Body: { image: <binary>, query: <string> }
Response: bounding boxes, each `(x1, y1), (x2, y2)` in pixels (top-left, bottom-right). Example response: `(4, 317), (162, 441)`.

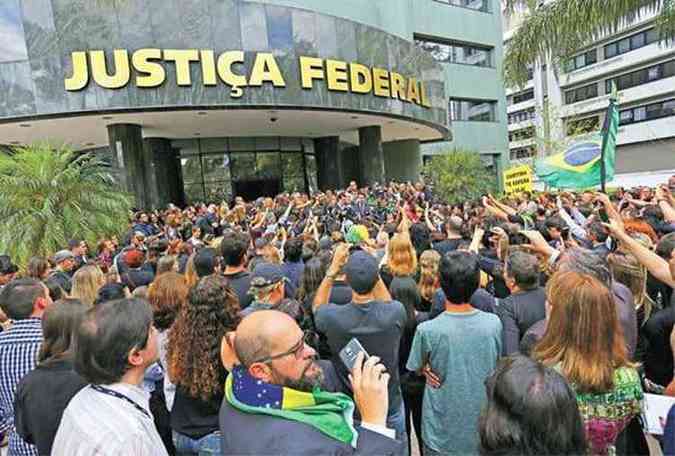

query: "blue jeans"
(387, 401), (409, 456)
(173, 431), (221, 456)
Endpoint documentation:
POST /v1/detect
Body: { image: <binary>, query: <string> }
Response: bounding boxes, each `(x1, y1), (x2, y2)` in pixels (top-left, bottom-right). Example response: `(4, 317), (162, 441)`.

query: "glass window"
(619, 110), (633, 125)
(230, 152), (256, 180)
(634, 106), (647, 122)
(618, 38), (631, 53)
(605, 43), (618, 59)
(433, 0), (489, 13)
(201, 154), (230, 182)
(0, 0), (29, 63)
(631, 33), (645, 49)
(449, 98), (497, 121)
(282, 153), (305, 193)
(256, 152), (280, 179)
(575, 55), (585, 69)
(415, 36), (493, 67)
(648, 66), (661, 81)
(646, 29), (659, 44)
(664, 61), (675, 78)
(663, 100), (675, 115)
(646, 103), (662, 120)
(586, 50), (597, 65)
(180, 155), (203, 184)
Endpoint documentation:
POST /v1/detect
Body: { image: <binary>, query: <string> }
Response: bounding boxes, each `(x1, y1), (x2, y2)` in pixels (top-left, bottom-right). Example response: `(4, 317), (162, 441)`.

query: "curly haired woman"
(167, 275), (241, 455)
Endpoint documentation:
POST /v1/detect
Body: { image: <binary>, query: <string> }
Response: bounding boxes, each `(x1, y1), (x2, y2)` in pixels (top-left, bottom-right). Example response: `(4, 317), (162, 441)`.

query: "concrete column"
(107, 123), (147, 209)
(358, 126), (385, 186)
(383, 139), (421, 183)
(143, 138), (185, 208)
(314, 136), (342, 190)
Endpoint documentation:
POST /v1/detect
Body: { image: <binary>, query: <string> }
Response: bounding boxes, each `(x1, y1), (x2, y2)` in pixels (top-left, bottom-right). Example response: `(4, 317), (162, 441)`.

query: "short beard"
(272, 360), (324, 393)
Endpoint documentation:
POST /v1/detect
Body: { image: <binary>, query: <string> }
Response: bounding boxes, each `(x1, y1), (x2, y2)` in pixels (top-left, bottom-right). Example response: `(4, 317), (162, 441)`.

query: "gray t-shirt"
(407, 310), (502, 455)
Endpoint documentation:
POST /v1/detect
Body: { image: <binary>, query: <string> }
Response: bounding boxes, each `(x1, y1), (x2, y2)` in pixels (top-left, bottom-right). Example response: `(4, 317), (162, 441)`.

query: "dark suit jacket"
(219, 361), (403, 456)
(495, 287), (547, 355)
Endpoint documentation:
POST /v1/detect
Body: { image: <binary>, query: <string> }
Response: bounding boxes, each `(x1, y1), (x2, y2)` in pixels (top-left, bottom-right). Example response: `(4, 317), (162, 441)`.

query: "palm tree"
(504, 0), (675, 87)
(0, 144), (133, 267)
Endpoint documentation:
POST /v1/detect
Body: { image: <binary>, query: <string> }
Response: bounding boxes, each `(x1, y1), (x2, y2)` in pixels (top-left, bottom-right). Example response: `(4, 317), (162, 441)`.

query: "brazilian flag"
(536, 88), (619, 189)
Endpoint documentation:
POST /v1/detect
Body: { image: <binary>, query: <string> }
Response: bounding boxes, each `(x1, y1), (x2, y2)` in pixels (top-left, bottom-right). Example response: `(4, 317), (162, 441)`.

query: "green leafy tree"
(423, 149), (497, 205)
(0, 144), (133, 267)
(504, 0), (675, 87)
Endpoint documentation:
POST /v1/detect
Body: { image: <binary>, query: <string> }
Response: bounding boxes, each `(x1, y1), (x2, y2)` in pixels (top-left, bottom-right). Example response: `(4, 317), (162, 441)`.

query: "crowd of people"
(1, 176), (675, 456)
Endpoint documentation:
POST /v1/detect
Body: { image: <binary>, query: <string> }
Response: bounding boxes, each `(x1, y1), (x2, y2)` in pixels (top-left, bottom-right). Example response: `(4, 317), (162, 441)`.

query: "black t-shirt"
(171, 379), (226, 439)
(314, 300), (407, 416)
(223, 270), (253, 309)
(432, 238), (463, 257)
(640, 307), (675, 386)
(14, 359), (88, 456)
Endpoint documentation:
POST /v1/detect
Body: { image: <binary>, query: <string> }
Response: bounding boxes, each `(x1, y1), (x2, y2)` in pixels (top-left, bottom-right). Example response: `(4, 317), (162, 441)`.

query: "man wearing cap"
(49, 250), (76, 294)
(312, 245), (408, 446)
(241, 263), (288, 318)
(0, 255), (18, 291)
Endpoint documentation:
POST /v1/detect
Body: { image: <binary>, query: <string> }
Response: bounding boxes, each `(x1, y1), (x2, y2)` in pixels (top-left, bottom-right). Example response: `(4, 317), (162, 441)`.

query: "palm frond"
(504, 0), (671, 87)
(0, 143), (133, 267)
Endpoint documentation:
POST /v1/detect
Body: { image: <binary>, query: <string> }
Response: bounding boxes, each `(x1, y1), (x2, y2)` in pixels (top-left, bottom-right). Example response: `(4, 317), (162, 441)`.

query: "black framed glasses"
(252, 331), (317, 364)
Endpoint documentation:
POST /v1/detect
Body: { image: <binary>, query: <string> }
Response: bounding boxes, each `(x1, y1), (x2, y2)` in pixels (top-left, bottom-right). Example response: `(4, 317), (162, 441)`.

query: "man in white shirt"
(53, 298), (167, 456)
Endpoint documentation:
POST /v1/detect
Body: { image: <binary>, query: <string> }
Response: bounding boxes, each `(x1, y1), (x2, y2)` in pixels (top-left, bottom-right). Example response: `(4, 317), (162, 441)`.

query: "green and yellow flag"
(536, 86), (619, 189)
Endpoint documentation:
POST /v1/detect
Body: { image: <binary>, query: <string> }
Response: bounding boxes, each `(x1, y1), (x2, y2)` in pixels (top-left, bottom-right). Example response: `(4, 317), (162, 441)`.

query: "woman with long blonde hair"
(532, 271), (643, 455)
(184, 253), (199, 289)
(417, 249), (441, 312)
(70, 265), (105, 307)
(381, 232), (418, 289)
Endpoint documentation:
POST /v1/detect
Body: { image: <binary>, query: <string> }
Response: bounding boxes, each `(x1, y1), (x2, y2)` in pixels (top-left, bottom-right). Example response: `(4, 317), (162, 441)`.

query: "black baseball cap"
(344, 251), (379, 294)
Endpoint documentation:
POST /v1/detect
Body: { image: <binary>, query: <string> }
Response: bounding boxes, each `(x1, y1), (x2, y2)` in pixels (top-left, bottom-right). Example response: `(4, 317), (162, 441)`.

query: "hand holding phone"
(339, 338), (369, 371)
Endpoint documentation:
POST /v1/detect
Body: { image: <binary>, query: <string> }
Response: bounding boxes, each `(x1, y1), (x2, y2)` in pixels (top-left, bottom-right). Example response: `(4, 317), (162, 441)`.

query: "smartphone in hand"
(339, 338), (370, 371)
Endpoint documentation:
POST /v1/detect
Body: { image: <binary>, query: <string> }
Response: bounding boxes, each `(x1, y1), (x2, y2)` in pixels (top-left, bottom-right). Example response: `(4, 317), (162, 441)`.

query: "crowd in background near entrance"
(1, 176), (675, 456)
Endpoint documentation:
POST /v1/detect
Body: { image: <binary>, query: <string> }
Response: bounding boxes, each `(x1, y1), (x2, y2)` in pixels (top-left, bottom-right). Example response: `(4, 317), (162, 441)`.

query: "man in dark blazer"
(219, 310), (403, 456)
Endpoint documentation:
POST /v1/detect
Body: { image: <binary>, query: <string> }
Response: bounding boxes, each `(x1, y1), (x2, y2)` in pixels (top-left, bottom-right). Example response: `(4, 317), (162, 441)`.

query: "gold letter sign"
(64, 49), (433, 109)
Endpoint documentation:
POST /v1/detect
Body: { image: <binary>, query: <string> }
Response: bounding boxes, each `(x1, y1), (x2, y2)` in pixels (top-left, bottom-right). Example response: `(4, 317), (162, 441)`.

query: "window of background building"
(433, 0), (490, 13)
(605, 59), (675, 93)
(604, 28), (659, 59)
(509, 89), (534, 105)
(619, 98), (675, 125)
(564, 83), (598, 104)
(564, 49), (598, 72)
(508, 107), (536, 124)
(415, 36), (493, 67)
(566, 116), (600, 136)
(510, 147), (536, 160)
(449, 98), (497, 122)
(508, 127), (536, 142)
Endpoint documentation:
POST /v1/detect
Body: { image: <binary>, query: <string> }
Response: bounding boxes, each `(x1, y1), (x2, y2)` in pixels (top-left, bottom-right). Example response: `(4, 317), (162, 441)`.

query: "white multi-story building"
(503, 5), (675, 188)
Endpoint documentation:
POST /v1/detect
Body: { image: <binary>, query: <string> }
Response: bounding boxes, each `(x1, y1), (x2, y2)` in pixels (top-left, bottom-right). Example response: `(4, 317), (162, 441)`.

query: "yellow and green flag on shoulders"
(536, 87), (619, 189)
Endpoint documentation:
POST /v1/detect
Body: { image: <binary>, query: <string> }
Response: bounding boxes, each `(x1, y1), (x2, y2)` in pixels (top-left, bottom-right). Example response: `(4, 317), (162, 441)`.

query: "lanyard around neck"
(91, 384), (151, 420)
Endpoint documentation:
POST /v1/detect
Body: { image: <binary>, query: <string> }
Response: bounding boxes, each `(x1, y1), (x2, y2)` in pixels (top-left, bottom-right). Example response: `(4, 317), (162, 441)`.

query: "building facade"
(414, 0), (510, 182)
(504, 5), (675, 187)
(0, 0), (508, 208)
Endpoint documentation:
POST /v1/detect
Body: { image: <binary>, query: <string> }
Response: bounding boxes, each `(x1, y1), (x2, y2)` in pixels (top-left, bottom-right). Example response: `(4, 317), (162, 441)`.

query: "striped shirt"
(0, 318), (42, 456)
(52, 383), (168, 456)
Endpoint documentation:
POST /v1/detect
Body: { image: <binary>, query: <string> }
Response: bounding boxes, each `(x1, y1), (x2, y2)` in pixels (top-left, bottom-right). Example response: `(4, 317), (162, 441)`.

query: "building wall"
(256, 0), (511, 167)
(503, 6), (675, 185)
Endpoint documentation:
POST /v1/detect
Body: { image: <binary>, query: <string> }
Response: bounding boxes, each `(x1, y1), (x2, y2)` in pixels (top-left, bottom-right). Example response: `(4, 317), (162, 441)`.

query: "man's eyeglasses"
(252, 331), (317, 364)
